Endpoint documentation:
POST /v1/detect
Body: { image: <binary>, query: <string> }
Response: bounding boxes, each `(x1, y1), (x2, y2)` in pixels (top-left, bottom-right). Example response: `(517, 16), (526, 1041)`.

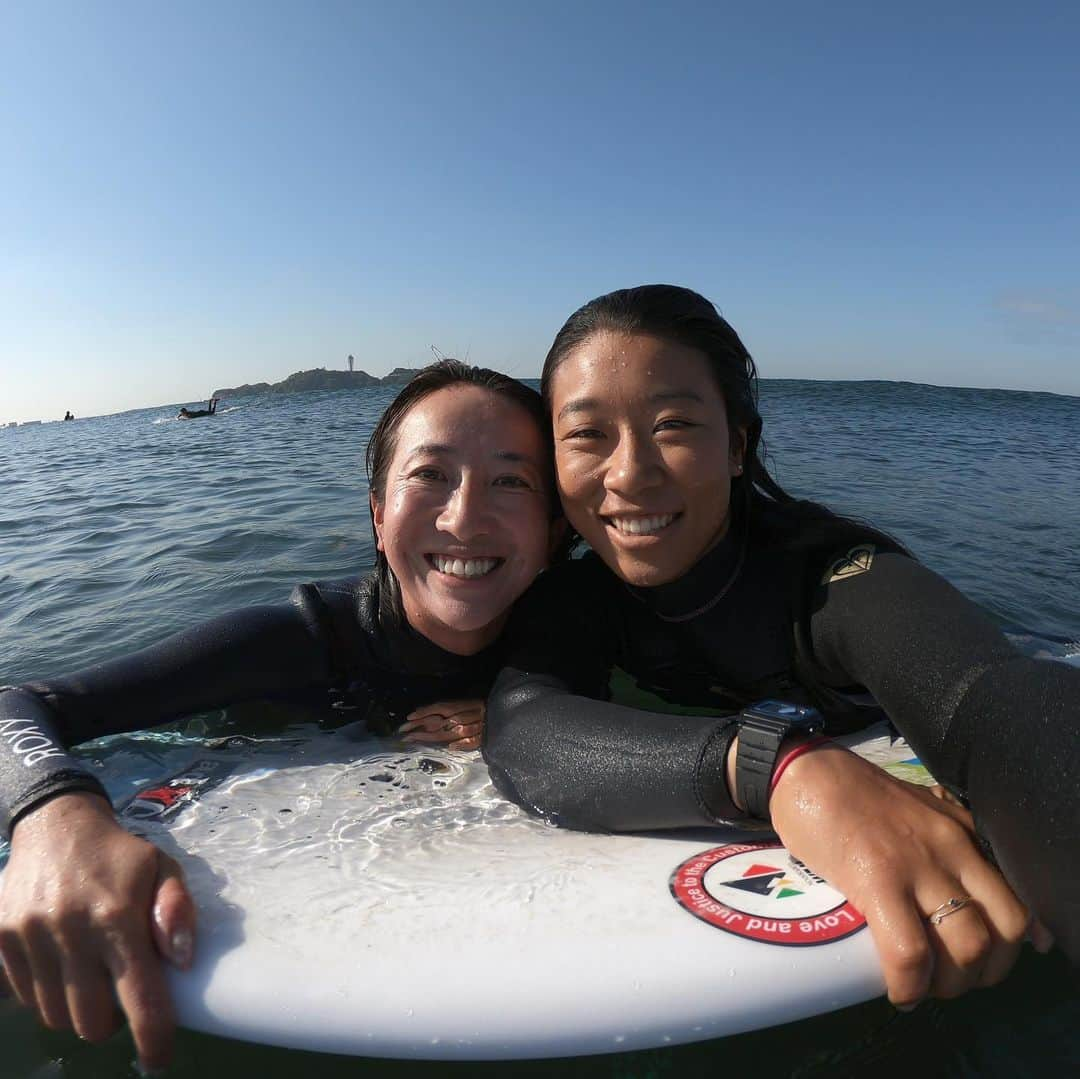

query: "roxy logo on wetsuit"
(0, 717), (66, 768)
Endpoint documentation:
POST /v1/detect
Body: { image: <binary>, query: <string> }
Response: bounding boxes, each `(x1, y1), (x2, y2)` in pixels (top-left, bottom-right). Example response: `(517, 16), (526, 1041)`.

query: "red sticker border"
(670, 842), (866, 947)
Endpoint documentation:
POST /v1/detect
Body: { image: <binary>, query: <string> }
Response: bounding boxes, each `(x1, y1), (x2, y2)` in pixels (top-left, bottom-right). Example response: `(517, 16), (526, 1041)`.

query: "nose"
(435, 477), (493, 541)
(604, 427), (664, 499)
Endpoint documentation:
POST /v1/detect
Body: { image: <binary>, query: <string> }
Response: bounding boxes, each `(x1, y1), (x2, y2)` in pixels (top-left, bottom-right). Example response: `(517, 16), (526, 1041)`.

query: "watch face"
(750, 700), (823, 727)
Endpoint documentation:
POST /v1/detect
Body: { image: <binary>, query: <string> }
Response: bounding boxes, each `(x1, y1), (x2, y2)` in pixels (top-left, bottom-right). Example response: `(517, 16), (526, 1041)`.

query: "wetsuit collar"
(624, 516), (745, 623)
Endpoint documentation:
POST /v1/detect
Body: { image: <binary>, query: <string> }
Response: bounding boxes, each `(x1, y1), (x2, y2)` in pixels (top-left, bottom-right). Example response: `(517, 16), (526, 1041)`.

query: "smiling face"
(549, 331), (746, 588)
(371, 384), (556, 654)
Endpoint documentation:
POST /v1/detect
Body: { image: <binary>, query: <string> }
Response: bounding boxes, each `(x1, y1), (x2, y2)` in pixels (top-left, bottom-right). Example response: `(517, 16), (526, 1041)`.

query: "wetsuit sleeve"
(485, 566), (739, 831)
(0, 591), (337, 837)
(807, 549), (1080, 961)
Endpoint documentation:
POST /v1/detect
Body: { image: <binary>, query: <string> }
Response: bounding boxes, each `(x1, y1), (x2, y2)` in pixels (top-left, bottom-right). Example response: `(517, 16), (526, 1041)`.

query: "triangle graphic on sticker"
(776, 887), (804, 898)
(742, 863), (782, 877)
(722, 871), (786, 896)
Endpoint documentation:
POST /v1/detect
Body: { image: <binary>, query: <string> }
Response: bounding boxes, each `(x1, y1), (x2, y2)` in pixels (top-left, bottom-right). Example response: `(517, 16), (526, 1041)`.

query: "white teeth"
(431, 555), (499, 578)
(609, 514), (675, 535)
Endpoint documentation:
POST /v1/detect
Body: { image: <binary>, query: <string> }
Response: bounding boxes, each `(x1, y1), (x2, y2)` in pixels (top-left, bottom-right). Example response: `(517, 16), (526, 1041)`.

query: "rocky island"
(213, 367), (424, 398)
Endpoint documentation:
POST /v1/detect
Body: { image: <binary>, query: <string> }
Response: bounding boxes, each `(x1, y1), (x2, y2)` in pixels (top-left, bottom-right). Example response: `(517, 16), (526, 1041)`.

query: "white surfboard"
(37, 721), (927, 1060)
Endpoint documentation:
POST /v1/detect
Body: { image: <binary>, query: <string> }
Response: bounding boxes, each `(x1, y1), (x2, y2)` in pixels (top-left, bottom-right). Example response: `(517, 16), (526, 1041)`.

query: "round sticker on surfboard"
(670, 842), (866, 946)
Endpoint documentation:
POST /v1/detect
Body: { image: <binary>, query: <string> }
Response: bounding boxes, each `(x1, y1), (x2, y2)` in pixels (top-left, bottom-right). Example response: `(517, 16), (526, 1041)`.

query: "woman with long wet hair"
(487, 284), (1077, 1007)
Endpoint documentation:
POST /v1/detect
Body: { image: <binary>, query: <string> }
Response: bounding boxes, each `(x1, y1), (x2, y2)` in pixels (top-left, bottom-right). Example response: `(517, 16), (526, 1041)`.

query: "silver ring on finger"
(927, 895), (973, 925)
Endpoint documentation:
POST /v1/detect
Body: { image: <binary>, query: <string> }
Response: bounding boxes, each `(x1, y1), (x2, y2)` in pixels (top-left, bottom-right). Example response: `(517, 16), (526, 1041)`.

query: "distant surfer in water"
(177, 397), (219, 419)
(63, 410), (74, 421)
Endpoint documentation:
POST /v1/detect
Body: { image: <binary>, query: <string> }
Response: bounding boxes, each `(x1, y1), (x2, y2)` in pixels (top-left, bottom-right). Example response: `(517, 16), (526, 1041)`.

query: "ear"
(729, 425), (749, 475)
(370, 491), (386, 552)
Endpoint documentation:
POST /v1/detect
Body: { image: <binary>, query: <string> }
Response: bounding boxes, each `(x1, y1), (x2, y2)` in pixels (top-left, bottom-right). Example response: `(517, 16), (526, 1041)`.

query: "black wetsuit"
(0, 575), (499, 837)
(485, 510), (1080, 961)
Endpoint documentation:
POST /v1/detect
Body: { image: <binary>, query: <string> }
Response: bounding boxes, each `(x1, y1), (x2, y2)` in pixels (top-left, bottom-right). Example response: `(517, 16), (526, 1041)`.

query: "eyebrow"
(401, 444), (541, 466)
(403, 442), (454, 460)
(556, 389), (705, 422)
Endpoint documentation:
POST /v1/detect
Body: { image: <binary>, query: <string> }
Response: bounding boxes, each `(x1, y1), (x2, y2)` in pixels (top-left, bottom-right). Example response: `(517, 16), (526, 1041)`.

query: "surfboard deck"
(48, 721), (926, 1060)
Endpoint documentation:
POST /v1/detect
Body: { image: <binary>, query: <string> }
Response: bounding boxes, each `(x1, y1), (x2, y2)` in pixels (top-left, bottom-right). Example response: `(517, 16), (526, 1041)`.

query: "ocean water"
(1, 380), (1077, 1077)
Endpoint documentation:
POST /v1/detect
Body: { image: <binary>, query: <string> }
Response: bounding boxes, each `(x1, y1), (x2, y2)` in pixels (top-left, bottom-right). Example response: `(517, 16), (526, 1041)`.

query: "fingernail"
(1031, 926), (1055, 954)
(895, 1001), (920, 1013)
(134, 1060), (166, 1078)
(171, 928), (193, 969)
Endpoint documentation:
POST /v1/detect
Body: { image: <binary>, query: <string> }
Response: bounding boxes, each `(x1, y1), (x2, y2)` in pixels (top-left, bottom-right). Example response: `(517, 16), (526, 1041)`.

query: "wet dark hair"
(542, 284), (903, 556)
(365, 359), (564, 628)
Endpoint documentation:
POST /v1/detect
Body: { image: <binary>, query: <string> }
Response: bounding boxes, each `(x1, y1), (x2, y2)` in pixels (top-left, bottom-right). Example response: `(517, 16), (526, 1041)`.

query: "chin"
(609, 557), (677, 589)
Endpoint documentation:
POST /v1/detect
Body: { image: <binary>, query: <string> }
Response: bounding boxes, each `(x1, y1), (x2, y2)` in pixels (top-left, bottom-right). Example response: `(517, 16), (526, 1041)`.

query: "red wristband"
(768, 735), (830, 795)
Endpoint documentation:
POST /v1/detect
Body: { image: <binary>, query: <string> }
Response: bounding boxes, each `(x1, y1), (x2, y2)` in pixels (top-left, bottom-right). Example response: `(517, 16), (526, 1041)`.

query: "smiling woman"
(486, 284), (1079, 1010)
(551, 331), (746, 588)
(368, 379), (558, 655)
(0, 361), (564, 1073)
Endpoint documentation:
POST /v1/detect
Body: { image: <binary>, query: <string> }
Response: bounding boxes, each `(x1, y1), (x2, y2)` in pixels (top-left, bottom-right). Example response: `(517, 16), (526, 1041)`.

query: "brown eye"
(412, 467), (444, 481)
(494, 475), (531, 489)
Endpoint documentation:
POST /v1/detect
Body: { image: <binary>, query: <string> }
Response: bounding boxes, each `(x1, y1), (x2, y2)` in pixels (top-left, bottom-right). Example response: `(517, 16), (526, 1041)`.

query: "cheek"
(555, 453), (596, 505)
(554, 481), (595, 537)
(379, 493), (428, 560)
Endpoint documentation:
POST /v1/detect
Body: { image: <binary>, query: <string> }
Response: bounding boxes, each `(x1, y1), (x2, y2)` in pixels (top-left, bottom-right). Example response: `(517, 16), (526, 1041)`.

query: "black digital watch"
(735, 700), (824, 820)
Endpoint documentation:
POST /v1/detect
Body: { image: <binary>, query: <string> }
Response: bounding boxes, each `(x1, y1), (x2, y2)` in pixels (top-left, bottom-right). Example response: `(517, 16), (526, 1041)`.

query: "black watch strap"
(736, 716), (786, 819)
(735, 700), (823, 820)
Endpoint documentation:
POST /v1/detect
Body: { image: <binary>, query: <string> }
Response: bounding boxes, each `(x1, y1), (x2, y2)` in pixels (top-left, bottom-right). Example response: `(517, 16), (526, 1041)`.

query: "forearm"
(485, 669), (739, 831)
(0, 685), (113, 834)
(949, 655), (1080, 962)
(2, 601), (334, 836)
(22, 604), (332, 742)
(810, 551), (1080, 960)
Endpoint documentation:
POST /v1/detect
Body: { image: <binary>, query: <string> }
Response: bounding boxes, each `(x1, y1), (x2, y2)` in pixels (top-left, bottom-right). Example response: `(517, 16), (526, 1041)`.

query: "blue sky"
(2, 2), (1077, 422)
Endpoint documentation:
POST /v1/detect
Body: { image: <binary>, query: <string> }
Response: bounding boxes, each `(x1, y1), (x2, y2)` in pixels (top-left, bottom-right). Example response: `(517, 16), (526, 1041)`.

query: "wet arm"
(1, 595), (335, 835)
(808, 550), (1080, 960)
(484, 571), (739, 831)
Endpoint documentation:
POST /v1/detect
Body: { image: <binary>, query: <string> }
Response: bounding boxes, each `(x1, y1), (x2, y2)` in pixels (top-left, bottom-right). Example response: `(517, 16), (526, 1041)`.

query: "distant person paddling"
(177, 397), (220, 420)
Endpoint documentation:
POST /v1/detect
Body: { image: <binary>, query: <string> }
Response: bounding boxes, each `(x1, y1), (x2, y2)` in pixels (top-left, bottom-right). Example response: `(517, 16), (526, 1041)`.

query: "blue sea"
(1, 381), (1078, 1077)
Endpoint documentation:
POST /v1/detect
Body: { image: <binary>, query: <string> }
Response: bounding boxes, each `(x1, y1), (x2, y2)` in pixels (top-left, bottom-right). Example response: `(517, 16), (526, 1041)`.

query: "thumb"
(150, 852), (196, 971)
